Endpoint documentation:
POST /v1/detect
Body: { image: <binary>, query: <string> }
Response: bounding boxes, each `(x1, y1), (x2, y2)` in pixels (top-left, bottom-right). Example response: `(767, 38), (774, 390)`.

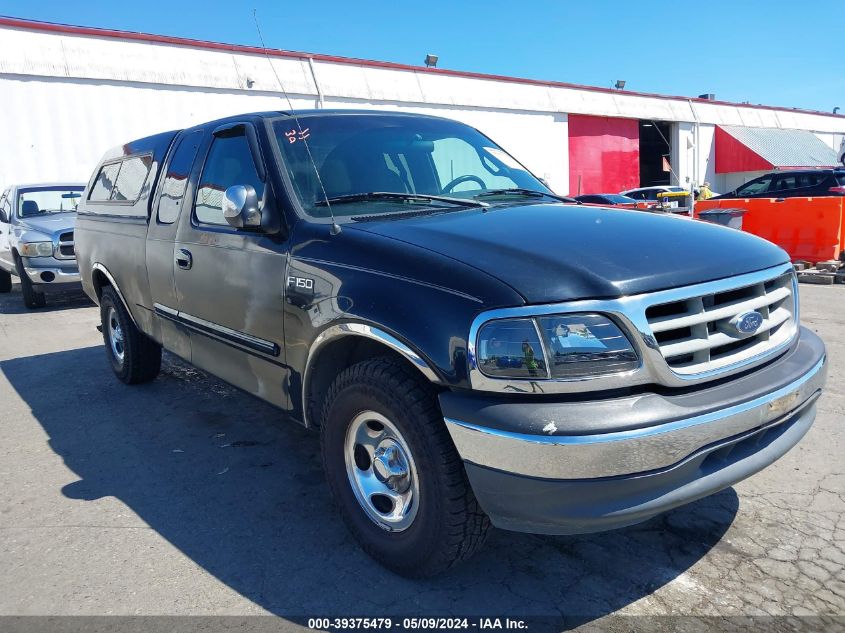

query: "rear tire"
(14, 255), (45, 308)
(100, 287), (161, 384)
(321, 356), (491, 577)
(0, 269), (11, 293)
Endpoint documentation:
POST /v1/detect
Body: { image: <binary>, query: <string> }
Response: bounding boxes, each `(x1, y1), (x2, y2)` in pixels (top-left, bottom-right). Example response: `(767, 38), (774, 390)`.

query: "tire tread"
(320, 356), (490, 577)
(100, 287), (161, 384)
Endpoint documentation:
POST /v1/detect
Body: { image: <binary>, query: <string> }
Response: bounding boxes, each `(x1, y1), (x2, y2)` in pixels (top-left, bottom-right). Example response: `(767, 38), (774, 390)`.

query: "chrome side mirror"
(223, 185), (261, 229)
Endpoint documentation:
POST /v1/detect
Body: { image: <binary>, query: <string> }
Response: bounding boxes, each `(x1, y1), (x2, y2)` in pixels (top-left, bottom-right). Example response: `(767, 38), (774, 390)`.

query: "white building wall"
(0, 77), (319, 187)
(1, 21), (844, 195)
(0, 76), (569, 194)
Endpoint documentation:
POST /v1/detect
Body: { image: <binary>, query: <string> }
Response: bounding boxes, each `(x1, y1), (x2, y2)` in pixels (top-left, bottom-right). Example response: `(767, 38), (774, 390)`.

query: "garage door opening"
(639, 120), (673, 187)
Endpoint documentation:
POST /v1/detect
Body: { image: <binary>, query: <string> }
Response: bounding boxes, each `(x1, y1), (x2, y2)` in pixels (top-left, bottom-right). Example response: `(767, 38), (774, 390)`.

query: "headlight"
(476, 313), (638, 380)
(20, 242), (54, 257)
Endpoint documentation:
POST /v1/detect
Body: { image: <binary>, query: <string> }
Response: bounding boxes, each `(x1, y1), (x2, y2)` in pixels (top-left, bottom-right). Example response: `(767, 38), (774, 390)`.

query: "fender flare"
(91, 262), (139, 328)
(302, 322), (441, 428)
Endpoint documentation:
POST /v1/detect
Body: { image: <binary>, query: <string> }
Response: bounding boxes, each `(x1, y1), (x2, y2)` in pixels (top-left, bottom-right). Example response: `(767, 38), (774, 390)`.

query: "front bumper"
(441, 326), (826, 534)
(23, 262), (80, 286)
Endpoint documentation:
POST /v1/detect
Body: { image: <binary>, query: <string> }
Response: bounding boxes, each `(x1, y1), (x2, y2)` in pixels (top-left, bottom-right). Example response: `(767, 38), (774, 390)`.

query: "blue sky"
(2, 0), (843, 112)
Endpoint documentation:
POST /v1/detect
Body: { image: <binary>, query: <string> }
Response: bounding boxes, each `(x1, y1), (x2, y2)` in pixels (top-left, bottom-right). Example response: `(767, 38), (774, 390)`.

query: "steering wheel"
(442, 174), (486, 194)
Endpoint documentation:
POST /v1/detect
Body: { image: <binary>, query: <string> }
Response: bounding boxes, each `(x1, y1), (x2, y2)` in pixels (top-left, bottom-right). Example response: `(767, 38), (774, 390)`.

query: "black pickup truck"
(75, 110), (827, 577)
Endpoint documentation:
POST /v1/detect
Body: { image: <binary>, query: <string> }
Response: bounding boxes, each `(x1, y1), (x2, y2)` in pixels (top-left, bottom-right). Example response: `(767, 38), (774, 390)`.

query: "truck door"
(172, 122), (289, 410)
(146, 130), (203, 361)
(0, 189), (13, 272)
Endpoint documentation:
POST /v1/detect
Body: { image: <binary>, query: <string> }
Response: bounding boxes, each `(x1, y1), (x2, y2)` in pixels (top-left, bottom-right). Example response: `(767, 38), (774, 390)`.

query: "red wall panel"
(568, 115), (640, 195)
(714, 126), (774, 174)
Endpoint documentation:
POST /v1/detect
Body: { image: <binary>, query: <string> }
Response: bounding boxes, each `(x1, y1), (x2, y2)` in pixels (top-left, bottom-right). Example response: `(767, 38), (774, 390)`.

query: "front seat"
(20, 200), (40, 217)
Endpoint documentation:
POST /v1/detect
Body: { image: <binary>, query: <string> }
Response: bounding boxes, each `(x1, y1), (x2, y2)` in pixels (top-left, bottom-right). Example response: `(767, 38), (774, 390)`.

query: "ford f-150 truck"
(0, 183), (85, 308)
(75, 110), (827, 577)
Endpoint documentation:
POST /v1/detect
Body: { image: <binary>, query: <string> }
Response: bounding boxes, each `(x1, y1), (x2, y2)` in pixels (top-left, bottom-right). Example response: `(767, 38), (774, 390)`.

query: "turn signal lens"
(476, 318), (547, 379)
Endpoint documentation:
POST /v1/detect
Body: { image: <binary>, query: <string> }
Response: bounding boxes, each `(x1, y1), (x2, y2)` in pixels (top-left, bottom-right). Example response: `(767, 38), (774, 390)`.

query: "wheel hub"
(372, 440), (411, 493)
(107, 306), (125, 364)
(343, 411), (420, 532)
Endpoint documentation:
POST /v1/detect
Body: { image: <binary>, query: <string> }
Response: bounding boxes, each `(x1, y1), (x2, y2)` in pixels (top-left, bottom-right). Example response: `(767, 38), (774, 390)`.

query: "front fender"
(285, 221), (524, 420)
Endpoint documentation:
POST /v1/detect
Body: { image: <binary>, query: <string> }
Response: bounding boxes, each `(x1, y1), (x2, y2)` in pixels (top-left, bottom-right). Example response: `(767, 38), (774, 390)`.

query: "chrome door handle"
(175, 248), (193, 270)
(774, 198), (786, 202)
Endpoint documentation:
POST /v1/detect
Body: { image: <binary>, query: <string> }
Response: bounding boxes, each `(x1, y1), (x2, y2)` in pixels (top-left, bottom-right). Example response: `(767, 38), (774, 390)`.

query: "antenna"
(253, 9), (341, 235)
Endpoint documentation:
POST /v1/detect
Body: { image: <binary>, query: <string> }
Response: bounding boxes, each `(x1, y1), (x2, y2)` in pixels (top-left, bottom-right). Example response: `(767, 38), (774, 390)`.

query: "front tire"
(14, 256), (45, 308)
(0, 268), (11, 293)
(321, 357), (491, 577)
(100, 287), (161, 384)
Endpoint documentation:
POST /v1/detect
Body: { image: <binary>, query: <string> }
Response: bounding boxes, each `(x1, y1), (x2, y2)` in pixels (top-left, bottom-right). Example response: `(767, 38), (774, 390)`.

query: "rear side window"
(158, 131), (202, 224)
(770, 174), (798, 192)
(111, 155), (153, 202)
(836, 172), (845, 186)
(801, 172), (826, 188)
(89, 155), (153, 203)
(89, 163), (120, 201)
(194, 131), (264, 226)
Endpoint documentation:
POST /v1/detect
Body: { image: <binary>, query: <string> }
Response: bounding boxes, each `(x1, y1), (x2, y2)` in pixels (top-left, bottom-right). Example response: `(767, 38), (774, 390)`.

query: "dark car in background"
(574, 193), (641, 208)
(712, 168), (845, 200)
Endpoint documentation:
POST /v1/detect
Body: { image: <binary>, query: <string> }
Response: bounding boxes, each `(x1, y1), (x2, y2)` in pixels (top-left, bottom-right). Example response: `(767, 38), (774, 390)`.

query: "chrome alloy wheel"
(344, 410), (420, 531)
(107, 306), (125, 365)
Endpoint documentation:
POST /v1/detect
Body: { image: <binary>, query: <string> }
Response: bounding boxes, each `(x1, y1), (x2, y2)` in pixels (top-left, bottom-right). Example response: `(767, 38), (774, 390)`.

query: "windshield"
(272, 114), (548, 219)
(17, 186), (83, 218)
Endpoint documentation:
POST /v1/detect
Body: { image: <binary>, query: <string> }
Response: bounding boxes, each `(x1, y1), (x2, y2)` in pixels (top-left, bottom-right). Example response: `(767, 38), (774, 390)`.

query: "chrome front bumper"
(442, 327), (826, 535)
(24, 264), (81, 285)
(444, 327), (826, 480)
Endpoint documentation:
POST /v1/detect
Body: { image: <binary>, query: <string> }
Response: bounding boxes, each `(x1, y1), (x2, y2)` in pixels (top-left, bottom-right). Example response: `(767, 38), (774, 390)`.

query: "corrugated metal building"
(1, 16), (844, 196)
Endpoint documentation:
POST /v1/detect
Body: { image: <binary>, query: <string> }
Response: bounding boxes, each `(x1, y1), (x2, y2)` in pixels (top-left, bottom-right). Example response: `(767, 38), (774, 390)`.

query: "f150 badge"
(287, 275), (314, 291)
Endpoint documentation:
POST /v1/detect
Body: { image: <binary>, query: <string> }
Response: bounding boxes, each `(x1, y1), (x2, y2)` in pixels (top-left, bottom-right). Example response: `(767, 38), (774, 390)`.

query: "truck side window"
(159, 132), (202, 224)
(111, 155), (153, 202)
(194, 132), (263, 227)
(89, 163), (121, 201)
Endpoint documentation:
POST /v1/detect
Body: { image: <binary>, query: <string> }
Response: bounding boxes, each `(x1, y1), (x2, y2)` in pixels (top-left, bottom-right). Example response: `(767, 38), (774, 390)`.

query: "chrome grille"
(56, 231), (75, 259)
(645, 271), (796, 375)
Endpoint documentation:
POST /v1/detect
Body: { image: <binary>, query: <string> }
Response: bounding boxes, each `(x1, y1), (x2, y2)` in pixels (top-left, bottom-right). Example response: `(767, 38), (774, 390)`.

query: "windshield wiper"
(315, 191), (488, 208)
(475, 188), (578, 203)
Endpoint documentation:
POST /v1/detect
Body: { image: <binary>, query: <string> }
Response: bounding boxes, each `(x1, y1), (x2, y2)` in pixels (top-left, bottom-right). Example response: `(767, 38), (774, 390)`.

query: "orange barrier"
(695, 197), (845, 264)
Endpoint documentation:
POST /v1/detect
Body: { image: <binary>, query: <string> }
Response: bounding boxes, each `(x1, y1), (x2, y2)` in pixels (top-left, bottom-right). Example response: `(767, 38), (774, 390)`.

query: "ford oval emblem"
(734, 310), (764, 335)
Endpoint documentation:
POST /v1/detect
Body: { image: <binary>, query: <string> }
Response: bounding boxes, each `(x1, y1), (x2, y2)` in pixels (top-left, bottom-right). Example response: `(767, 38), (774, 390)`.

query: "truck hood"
(349, 203), (789, 303)
(17, 212), (76, 236)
